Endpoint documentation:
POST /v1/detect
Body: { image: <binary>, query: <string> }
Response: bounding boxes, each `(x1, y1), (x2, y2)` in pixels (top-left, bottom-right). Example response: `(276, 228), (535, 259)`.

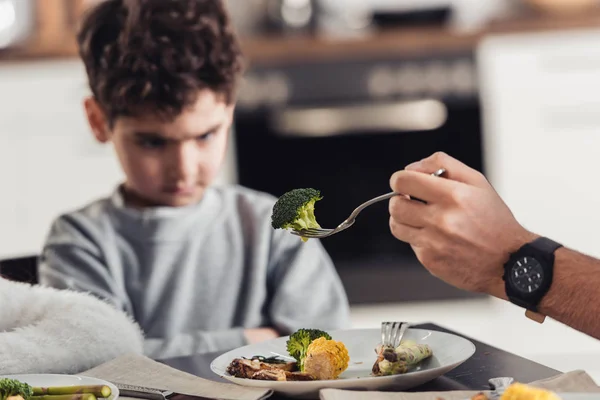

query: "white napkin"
(81, 353), (272, 400)
(319, 370), (600, 400)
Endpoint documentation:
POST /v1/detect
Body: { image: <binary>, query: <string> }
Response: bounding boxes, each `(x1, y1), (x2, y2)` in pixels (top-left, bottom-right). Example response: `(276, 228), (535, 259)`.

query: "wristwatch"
(503, 236), (563, 323)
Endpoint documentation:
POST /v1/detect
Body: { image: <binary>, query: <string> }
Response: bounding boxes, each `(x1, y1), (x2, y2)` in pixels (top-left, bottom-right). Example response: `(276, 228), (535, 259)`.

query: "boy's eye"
(196, 131), (216, 142)
(138, 137), (167, 149)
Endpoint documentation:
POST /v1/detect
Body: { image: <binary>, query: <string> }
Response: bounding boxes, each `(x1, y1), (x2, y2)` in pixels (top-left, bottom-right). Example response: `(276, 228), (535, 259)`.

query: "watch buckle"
(525, 309), (546, 323)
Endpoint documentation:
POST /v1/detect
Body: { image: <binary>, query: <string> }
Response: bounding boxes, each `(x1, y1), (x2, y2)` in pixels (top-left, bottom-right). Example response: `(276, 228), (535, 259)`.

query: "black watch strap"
(530, 236), (563, 254)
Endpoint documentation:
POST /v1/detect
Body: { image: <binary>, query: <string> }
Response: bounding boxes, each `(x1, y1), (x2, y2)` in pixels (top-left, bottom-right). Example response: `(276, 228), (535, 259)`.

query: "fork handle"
(381, 192), (427, 203)
(370, 193), (426, 203)
(347, 169), (444, 221)
(347, 192), (425, 222)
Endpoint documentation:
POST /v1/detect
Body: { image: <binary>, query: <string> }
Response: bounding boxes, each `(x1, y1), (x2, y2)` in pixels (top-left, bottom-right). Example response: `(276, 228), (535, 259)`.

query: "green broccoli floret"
(0, 379), (33, 400)
(286, 328), (332, 371)
(271, 188), (323, 240)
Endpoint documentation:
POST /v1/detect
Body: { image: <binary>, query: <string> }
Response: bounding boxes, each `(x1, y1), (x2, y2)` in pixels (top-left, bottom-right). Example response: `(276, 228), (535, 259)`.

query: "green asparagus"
(372, 340), (433, 376)
(33, 386), (110, 398)
(32, 394), (96, 400)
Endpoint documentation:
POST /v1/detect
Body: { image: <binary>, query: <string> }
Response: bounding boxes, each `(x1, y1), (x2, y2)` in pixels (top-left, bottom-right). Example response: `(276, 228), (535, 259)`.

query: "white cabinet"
(0, 59), (238, 259)
(478, 28), (600, 258)
(0, 60), (123, 259)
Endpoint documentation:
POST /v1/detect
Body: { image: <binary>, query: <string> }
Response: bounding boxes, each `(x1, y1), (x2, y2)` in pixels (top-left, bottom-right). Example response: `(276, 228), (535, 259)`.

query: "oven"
(233, 52), (484, 303)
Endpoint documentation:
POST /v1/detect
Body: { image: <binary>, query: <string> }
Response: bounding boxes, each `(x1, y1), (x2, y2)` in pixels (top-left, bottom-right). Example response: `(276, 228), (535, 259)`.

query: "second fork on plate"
(381, 321), (409, 349)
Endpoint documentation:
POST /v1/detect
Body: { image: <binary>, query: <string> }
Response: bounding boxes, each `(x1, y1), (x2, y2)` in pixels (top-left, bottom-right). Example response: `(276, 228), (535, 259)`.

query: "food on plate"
(286, 329), (332, 371)
(271, 188), (322, 241)
(371, 340), (433, 376)
(30, 395), (97, 400)
(438, 383), (561, 400)
(33, 386), (111, 398)
(0, 379), (112, 400)
(227, 356), (297, 375)
(249, 355), (297, 367)
(250, 369), (315, 382)
(437, 395), (489, 400)
(226, 357), (314, 381)
(244, 355), (297, 369)
(437, 394), (490, 400)
(248, 370), (289, 381)
(0, 379), (33, 400)
(500, 383), (561, 400)
(227, 328), (351, 381)
(303, 337), (350, 380)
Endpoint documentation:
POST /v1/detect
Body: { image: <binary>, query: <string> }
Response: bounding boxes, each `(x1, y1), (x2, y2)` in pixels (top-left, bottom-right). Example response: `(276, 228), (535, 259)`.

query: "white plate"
(1, 374), (119, 400)
(211, 328), (476, 398)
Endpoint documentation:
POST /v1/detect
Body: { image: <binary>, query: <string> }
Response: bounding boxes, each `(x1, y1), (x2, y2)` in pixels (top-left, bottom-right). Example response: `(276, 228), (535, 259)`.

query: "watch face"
(510, 256), (544, 294)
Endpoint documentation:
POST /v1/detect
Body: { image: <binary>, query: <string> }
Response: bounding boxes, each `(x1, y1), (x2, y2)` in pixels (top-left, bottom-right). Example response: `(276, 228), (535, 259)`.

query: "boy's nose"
(167, 142), (198, 181)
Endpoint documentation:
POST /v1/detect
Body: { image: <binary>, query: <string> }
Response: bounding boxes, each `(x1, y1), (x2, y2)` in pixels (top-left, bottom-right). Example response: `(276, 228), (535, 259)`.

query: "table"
(160, 323), (560, 397)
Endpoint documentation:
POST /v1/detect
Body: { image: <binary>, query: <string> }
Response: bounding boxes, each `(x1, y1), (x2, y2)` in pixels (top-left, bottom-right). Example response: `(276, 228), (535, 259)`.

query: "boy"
(38, 0), (350, 359)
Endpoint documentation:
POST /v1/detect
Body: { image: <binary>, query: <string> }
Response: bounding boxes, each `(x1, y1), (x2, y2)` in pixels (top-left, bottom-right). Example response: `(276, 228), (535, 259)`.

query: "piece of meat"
(273, 361), (298, 372)
(249, 370), (315, 382)
(227, 358), (262, 378)
(226, 358), (298, 379)
(251, 370), (288, 381)
(285, 372), (316, 381)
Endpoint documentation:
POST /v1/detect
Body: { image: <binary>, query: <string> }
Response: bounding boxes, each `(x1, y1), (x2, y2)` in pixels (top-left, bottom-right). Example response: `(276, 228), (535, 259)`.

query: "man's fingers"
(389, 217), (423, 245)
(405, 151), (488, 188)
(390, 169), (457, 204)
(389, 195), (429, 228)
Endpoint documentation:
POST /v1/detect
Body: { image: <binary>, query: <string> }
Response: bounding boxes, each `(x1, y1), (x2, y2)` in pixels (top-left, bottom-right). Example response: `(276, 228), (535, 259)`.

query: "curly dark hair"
(77, 0), (244, 124)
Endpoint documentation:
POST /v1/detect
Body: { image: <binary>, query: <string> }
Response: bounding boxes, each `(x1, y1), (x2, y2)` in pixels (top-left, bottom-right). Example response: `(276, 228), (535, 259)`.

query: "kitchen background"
(1, 0), (600, 380)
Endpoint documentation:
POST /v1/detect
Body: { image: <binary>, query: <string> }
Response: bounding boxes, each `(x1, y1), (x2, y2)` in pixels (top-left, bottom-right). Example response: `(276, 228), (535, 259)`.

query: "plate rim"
(210, 327), (476, 386)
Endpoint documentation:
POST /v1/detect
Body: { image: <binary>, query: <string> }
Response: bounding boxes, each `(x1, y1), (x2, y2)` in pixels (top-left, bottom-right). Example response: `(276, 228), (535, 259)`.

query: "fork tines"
(381, 321), (408, 348)
(290, 228), (333, 237)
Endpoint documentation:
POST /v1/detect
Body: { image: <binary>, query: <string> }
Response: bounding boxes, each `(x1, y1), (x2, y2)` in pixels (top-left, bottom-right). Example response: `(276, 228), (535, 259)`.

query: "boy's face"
(85, 89), (234, 207)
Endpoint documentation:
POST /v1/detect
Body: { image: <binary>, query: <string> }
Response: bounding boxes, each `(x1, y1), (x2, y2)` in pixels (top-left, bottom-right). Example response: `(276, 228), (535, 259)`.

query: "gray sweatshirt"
(0, 277), (144, 374)
(39, 185), (350, 360)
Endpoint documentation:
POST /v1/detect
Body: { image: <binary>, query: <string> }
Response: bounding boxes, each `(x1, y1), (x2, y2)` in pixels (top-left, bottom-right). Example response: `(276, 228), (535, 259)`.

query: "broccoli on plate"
(286, 328), (332, 371)
(0, 379), (33, 400)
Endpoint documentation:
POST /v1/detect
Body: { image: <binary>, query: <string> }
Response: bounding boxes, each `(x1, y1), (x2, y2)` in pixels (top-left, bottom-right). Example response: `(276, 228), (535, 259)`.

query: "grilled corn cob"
(303, 337), (350, 380)
(500, 383), (561, 400)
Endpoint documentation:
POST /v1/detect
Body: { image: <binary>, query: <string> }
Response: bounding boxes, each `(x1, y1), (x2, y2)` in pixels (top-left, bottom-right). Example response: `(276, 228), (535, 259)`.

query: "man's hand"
(389, 152), (537, 295)
(244, 328), (280, 344)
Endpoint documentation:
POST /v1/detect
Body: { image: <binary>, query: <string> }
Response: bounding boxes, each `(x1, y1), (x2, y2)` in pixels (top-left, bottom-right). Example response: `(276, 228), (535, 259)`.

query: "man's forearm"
(489, 247), (600, 339)
(537, 248), (600, 338)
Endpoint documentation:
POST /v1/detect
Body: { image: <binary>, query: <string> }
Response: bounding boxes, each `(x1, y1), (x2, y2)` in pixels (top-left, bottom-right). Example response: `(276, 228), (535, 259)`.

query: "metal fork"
(291, 167), (446, 239)
(381, 321), (409, 348)
(488, 377), (515, 400)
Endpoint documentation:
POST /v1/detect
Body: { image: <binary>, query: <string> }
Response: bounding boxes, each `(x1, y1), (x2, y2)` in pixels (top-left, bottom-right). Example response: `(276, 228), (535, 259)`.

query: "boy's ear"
(226, 103), (236, 124)
(84, 97), (111, 143)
